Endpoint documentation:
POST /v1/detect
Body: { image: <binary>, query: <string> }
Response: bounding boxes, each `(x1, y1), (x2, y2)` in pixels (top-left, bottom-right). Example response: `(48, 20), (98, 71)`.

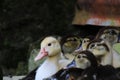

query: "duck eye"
(77, 55), (81, 58)
(73, 38), (77, 41)
(83, 40), (86, 43)
(48, 43), (51, 46)
(110, 30), (117, 35)
(87, 40), (90, 42)
(90, 44), (95, 48)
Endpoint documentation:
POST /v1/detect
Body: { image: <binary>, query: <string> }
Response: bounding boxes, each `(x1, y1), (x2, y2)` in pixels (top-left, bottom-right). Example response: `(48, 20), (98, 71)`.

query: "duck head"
(61, 35), (82, 54)
(75, 50), (98, 68)
(96, 27), (120, 45)
(81, 35), (94, 50)
(34, 36), (61, 61)
(87, 39), (110, 57)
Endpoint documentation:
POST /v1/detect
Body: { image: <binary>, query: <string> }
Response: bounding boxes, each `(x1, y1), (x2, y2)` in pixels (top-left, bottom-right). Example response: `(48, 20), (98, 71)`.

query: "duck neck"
(46, 53), (60, 64)
(100, 51), (113, 65)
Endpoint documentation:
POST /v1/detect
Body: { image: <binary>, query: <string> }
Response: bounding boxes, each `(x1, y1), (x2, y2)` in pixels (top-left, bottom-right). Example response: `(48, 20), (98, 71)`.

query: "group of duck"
(22, 26), (120, 80)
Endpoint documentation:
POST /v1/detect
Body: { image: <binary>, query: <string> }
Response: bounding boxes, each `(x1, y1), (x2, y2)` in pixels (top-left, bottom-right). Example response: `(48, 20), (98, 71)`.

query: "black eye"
(83, 40), (86, 43)
(110, 30), (117, 35)
(87, 40), (90, 42)
(77, 55), (81, 58)
(73, 38), (77, 41)
(90, 44), (95, 48)
(48, 43), (51, 46)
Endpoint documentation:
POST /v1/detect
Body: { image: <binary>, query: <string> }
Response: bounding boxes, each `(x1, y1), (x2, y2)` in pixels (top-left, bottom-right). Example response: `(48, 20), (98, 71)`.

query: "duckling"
(34, 36), (64, 80)
(74, 50), (97, 69)
(63, 47), (95, 69)
(76, 35), (94, 51)
(86, 39), (113, 66)
(95, 27), (120, 68)
(71, 50), (98, 80)
(22, 36), (64, 80)
(60, 34), (82, 60)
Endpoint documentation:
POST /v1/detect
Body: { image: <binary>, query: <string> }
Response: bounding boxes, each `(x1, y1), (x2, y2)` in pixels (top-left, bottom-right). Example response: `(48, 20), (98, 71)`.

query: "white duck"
(34, 36), (71, 80)
(34, 36), (62, 80)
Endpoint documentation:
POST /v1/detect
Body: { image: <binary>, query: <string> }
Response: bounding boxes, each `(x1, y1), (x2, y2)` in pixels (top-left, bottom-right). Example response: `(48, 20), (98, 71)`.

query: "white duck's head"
(34, 36), (61, 61)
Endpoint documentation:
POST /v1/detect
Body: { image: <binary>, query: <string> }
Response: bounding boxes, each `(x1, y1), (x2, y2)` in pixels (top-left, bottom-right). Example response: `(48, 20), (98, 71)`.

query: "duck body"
(34, 36), (62, 80)
(36, 56), (60, 80)
(43, 68), (66, 80)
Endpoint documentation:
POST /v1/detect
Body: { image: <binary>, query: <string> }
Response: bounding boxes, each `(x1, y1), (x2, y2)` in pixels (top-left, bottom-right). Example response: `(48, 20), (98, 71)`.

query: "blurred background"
(0, 0), (79, 76)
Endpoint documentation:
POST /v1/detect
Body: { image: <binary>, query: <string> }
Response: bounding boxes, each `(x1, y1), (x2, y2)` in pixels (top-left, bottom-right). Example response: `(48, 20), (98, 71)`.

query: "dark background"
(0, 0), (77, 75)
(0, 0), (102, 76)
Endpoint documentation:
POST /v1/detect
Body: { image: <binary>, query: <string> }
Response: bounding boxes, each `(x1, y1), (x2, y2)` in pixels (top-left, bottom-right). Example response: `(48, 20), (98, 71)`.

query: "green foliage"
(113, 43), (120, 54)
(15, 62), (28, 75)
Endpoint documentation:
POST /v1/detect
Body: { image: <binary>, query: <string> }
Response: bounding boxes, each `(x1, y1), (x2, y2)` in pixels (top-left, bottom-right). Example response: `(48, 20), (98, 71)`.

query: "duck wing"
(21, 67), (38, 80)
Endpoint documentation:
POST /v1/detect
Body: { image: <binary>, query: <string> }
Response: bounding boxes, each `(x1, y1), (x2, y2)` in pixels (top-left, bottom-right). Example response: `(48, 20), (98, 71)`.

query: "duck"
(34, 36), (64, 80)
(86, 39), (113, 66)
(58, 35), (82, 69)
(22, 36), (73, 80)
(75, 35), (94, 51)
(64, 50), (98, 80)
(60, 34), (82, 60)
(95, 27), (120, 68)
(73, 50), (96, 69)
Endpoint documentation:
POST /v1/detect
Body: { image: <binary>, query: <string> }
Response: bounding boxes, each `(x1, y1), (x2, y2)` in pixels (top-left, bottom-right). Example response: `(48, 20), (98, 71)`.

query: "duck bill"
(34, 48), (48, 62)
